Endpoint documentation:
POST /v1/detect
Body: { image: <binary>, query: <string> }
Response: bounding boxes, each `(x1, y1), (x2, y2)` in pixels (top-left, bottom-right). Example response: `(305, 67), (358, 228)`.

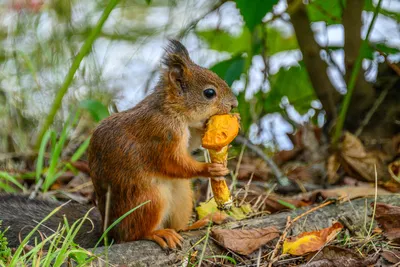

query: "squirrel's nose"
(231, 98), (238, 109)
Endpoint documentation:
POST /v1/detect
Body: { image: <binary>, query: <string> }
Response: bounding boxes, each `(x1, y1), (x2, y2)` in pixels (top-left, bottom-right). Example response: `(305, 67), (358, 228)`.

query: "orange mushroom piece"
(202, 113), (240, 210)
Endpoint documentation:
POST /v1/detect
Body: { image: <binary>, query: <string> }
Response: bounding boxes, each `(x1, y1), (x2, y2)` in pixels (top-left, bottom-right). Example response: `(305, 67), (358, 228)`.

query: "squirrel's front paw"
(205, 163), (230, 177)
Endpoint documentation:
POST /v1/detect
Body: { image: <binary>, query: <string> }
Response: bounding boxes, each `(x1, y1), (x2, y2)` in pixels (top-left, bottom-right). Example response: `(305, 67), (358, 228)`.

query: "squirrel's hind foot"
(145, 229), (183, 249)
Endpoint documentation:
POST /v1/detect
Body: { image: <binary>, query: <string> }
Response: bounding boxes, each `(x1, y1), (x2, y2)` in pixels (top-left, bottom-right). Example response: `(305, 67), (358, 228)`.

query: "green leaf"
(365, 0), (400, 22)
(145, 0), (151, 4)
(307, 0), (343, 25)
(266, 27), (299, 55)
(267, 63), (316, 114)
(235, 0), (279, 31)
(71, 137), (91, 162)
(197, 29), (251, 55)
(373, 43), (400, 55)
(277, 199), (297, 210)
(80, 99), (110, 122)
(0, 172), (25, 192)
(210, 55), (245, 86)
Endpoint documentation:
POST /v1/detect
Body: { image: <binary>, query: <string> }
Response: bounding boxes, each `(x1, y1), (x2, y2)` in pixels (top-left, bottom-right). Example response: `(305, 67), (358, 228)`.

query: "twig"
(354, 80), (395, 137)
(268, 216), (291, 267)
(29, 178), (43, 199)
(238, 172), (254, 206)
(235, 135), (290, 186)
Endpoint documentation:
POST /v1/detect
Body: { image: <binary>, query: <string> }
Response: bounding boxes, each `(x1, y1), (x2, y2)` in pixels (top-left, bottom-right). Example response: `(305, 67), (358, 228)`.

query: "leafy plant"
(0, 221), (11, 265)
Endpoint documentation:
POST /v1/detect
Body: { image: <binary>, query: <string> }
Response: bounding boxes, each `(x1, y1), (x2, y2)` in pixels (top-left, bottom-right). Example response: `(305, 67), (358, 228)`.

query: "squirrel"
(0, 40), (238, 250)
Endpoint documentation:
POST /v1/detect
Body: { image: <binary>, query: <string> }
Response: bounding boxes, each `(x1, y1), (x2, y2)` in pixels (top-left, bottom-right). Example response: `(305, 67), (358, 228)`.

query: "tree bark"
(290, 5), (340, 124)
(92, 195), (400, 266)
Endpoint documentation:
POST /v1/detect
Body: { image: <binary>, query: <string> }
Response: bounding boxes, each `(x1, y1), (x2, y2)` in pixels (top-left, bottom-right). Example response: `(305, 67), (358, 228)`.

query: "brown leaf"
(373, 202), (400, 243)
(303, 186), (391, 202)
(381, 249), (400, 264)
(340, 132), (389, 182)
(273, 148), (303, 166)
(211, 227), (279, 255)
(283, 222), (343, 256)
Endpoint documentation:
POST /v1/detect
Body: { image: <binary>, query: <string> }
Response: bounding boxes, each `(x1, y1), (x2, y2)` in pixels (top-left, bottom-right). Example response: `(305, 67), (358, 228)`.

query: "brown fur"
(88, 40), (237, 248)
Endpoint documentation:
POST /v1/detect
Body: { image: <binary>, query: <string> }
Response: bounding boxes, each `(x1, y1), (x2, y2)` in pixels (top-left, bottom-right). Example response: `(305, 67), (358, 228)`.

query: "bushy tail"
(0, 194), (102, 249)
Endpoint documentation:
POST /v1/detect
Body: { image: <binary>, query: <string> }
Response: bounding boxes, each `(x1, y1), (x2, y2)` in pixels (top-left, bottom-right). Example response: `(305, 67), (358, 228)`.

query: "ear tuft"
(162, 39), (191, 67)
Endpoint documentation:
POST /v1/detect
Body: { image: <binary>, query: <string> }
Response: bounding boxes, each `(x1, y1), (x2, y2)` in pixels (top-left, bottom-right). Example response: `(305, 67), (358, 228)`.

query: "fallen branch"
(93, 195), (400, 266)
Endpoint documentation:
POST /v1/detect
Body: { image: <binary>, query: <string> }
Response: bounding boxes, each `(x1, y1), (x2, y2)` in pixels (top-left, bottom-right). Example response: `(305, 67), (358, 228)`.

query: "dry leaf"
(212, 227), (279, 255)
(373, 202), (400, 243)
(303, 185), (392, 202)
(282, 222), (343, 256)
(340, 132), (389, 182)
(389, 160), (400, 182)
(381, 249), (400, 264)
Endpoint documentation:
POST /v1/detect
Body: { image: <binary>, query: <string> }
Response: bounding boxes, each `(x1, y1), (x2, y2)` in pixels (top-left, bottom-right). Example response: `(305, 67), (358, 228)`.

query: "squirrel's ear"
(162, 40), (192, 92)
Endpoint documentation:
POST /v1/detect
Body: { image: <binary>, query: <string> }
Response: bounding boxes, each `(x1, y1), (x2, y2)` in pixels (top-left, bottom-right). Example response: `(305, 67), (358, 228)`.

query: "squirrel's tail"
(0, 194), (102, 249)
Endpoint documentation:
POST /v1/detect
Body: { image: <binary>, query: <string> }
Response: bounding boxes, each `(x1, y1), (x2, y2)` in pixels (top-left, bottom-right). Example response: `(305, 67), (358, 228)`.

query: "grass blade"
(0, 172), (25, 192)
(93, 200), (150, 250)
(35, 0), (121, 149)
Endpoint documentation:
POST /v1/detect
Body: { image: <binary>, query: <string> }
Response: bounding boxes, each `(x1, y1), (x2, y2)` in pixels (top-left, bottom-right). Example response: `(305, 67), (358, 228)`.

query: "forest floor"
(1, 125), (400, 266)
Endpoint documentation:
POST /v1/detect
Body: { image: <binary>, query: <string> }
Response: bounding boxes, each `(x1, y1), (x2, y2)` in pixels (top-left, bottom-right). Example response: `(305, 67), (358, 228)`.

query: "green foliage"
(0, 221), (11, 265)
(8, 206), (98, 266)
(93, 200), (151, 250)
(211, 55), (245, 87)
(197, 29), (251, 55)
(266, 27), (299, 55)
(267, 63), (316, 114)
(307, 0), (344, 25)
(365, 0), (400, 22)
(0, 172), (25, 193)
(80, 99), (110, 122)
(35, 0), (121, 149)
(235, 0), (279, 31)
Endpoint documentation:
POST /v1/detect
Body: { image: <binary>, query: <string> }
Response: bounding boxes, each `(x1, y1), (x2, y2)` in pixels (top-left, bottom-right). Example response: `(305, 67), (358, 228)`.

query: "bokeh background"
(1, 0), (399, 154)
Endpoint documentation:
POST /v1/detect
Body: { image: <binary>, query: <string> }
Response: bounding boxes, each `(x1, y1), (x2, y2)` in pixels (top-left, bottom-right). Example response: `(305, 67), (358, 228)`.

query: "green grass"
(34, 0), (121, 149)
(3, 199), (150, 266)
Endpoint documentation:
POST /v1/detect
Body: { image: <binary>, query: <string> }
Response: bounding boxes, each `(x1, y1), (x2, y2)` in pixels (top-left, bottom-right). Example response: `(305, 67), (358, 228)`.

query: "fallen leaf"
(196, 198), (252, 220)
(381, 249), (400, 264)
(212, 227), (279, 255)
(282, 222), (343, 256)
(373, 202), (400, 243)
(273, 148), (303, 166)
(340, 132), (389, 182)
(303, 185), (391, 202)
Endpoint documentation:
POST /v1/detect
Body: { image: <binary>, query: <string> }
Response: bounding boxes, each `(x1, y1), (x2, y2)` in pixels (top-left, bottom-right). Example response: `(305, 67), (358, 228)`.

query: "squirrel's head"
(160, 40), (238, 127)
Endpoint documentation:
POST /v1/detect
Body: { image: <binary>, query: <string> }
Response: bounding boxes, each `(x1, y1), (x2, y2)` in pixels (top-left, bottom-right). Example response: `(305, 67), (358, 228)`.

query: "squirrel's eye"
(203, 88), (216, 99)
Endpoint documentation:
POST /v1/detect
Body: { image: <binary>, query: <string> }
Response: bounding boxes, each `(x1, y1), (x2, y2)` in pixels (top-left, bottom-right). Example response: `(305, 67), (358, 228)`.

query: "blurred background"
(0, 0), (399, 151)
(0, 0), (399, 192)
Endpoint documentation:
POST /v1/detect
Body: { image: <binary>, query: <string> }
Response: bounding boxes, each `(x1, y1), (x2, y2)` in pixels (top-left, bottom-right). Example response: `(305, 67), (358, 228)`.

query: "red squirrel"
(88, 40), (238, 249)
(0, 40), (238, 249)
